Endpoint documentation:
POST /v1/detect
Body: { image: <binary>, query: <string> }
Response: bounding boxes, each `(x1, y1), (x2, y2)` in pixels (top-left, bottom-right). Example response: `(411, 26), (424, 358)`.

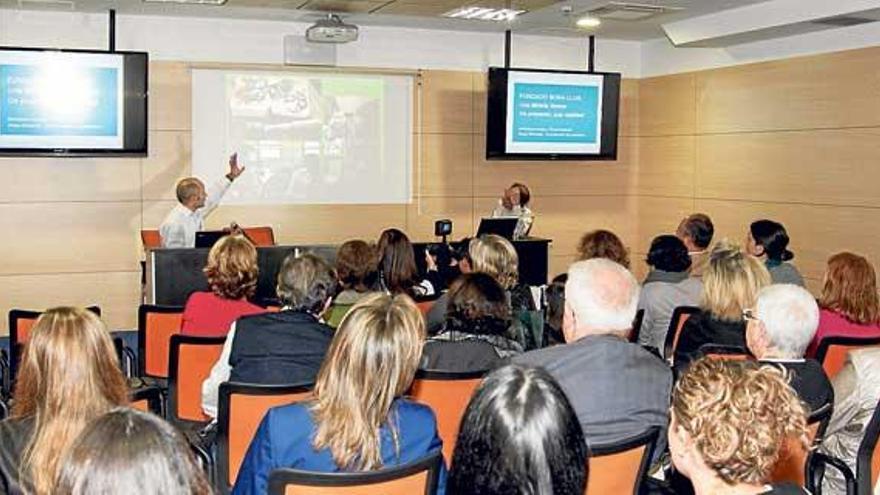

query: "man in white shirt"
(159, 153), (245, 248)
(491, 182), (534, 239)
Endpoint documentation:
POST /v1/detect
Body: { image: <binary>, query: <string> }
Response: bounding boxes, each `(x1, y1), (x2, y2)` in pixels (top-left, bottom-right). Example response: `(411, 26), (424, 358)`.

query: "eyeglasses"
(742, 308), (759, 322)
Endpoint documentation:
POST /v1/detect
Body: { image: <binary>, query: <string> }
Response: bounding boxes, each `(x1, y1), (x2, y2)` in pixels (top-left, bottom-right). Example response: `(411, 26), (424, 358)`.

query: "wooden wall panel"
(416, 133), (474, 198)
(0, 156), (141, 203)
(637, 136), (695, 197)
(638, 73), (695, 137)
(419, 70), (473, 134)
(149, 62), (191, 132)
(618, 79), (640, 138)
(142, 131), (193, 201)
(406, 196), (474, 241)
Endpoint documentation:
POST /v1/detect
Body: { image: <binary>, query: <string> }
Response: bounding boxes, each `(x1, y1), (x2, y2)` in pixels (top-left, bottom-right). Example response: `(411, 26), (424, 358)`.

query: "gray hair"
(755, 284), (819, 358)
(566, 258), (639, 334)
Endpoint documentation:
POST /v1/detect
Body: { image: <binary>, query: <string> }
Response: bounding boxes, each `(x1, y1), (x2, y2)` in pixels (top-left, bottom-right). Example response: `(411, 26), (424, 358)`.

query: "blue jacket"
(232, 399), (446, 495)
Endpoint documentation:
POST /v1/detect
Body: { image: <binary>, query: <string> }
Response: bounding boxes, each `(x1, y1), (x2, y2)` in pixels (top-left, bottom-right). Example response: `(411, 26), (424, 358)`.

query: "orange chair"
(8, 306), (101, 381)
(217, 382), (313, 493)
(415, 300), (435, 317)
(167, 335), (225, 425)
(130, 385), (163, 415)
(771, 401), (832, 486)
(816, 336), (880, 380)
(586, 426), (660, 495)
(409, 368), (487, 462)
(141, 229), (162, 250)
(698, 344), (752, 361)
(137, 304), (184, 380)
(267, 450), (443, 495)
(242, 226), (276, 247)
(664, 306), (699, 361)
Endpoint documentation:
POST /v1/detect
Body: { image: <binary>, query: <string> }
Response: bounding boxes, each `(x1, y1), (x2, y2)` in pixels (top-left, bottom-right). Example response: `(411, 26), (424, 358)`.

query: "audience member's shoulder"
(265, 400), (313, 426)
(396, 398), (438, 426)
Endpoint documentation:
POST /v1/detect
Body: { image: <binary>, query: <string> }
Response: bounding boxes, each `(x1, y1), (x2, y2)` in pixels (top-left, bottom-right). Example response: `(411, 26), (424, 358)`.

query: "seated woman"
(376, 228), (438, 298)
(576, 229), (630, 269)
(53, 408), (211, 495)
(181, 234), (265, 337)
(747, 220), (805, 286)
(542, 273), (567, 347)
(674, 241), (770, 372)
(491, 182), (534, 239)
(807, 252), (880, 357)
(421, 273), (523, 372)
(0, 307), (129, 495)
(201, 253), (336, 418)
(324, 239), (378, 328)
(233, 293), (444, 495)
(638, 235), (702, 354)
(449, 364), (587, 495)
(669, 358), (809, 494)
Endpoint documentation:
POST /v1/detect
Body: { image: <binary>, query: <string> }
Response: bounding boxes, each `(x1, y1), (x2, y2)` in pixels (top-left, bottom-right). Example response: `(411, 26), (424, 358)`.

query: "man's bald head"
(175, 178), (206, 209)
(564, 258), (639, 341)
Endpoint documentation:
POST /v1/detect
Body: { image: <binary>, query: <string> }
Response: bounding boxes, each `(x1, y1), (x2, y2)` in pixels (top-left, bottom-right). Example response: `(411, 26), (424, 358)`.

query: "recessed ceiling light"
(442, 6), (527, 22)
(576, 16), (602, 28)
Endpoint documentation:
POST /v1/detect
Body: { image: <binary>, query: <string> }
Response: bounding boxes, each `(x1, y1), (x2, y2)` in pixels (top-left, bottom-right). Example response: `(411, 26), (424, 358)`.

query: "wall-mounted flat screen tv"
(486, 67), (620, 161)
(0, 47), (148, 157)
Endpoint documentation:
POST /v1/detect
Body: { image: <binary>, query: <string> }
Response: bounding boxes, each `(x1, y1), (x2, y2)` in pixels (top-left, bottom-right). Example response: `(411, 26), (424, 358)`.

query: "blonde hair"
(819, 252), (880, 325)
(469, 235), (519, 290)
(12, 307), (129, 495)
(672, 358), (808, 486)
(702, 241), (771, 321)
(311, 293), (425, 470)
(204, 234), (259, 300)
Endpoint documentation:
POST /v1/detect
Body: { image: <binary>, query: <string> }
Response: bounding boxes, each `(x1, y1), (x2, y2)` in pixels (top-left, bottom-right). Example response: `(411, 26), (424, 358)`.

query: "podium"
(145, 239), (551, 306)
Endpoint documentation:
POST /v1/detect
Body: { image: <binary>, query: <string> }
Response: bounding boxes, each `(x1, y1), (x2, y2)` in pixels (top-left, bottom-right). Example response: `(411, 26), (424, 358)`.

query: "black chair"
(130, 384), (164, 415)
(808, 398), (880, 495)
(629, 309), (645, 344)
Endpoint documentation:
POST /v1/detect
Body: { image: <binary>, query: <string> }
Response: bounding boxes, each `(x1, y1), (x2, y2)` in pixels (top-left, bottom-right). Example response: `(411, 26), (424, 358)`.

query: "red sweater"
(806, 308), (880, 358)
(181, 292), (265, 337)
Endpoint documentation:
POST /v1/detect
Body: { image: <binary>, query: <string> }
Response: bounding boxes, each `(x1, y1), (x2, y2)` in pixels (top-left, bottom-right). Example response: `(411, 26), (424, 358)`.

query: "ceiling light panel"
(442, 6), (527, 21)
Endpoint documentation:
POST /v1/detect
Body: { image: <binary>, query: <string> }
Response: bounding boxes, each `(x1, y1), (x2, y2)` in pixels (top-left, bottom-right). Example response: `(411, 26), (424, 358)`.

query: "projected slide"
(0, 51), (124, 149)
(193, 70), (412, 205)
(505, 71), (603, 154)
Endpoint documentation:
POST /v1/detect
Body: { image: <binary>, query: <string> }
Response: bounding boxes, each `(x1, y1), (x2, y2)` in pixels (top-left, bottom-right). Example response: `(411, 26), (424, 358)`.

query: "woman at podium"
(491, 183), (534, 239)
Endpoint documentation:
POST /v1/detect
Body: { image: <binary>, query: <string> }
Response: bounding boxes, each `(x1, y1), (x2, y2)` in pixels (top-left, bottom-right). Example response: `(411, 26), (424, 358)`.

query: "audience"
(449, 364), (587, 495)
(376, 228), (436, 298)
(819, 347), (880, 495)
(0, 307), (129, 495)
(53, 408), (211, 495)
(324, 239), (378, 328)
(513, 258), (672, 461)
(181, 234), (265, 337)
(542, 273), (567, 347)
(421, 273), (523, 372)
(676, 213), (714, 277)
(201, 253), (336, 418)
(575, 229), (630, 269)
(745, 284), (833, 413)
(807, 251), (880, 357)
(747, 219), (805, 286)
(674, 241), (770, 372)
(638, 235), (702, 354)
(669, 358), (809, 494)
(233, 293), (444, 495)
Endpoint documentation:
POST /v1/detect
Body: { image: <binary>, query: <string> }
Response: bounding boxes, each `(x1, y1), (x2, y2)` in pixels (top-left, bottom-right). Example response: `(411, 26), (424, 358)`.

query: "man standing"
(159, 153), (245, 248)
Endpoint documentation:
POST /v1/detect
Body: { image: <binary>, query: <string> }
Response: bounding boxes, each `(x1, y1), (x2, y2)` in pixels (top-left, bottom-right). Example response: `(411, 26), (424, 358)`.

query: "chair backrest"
(167, 335), (225, 425)
(629, 309), (645, 343)
(415, 300), (435, 317)
(141, 229), (162, 250)
(217, 382), (314, 492)
(664, 306), (699, 359)
(9, 306), (101, 378)
(138, 304), (184, 378)
(242, 226), (275, 247)
(770, 401), (833, 486)
(130, 385), (163, 415)
(409, 368), (487, 462)
(816, 336), (880, 380)
(585, 426), (660, 495)
(267, 450), (442, 495)
(856, 398), (880, 494)
(699, 344), (752, 361)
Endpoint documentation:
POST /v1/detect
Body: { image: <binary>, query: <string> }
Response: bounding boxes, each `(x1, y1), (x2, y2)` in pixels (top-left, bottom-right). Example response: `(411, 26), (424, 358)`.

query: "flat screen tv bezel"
(485, 66), (620, 161)
(0, 46), (148, 158)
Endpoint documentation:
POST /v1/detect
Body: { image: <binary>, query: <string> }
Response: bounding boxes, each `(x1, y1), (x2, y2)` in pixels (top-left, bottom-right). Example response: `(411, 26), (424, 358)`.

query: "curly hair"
(672, 358), (808, 486)
(469, 235), (519, 290)
(819, 252), (880, 325)
(203, 234), (259, 301)
(576, 230), (630, 269)
(445, 273), (511, 337)
(646, 235), (692, 273)
(335, 240), (378, 292)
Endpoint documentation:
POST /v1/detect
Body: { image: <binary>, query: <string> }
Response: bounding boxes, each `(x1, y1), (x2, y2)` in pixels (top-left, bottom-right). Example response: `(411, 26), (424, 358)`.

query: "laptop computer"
(476, 218), (519, 240)
(194, 231), (228, 249)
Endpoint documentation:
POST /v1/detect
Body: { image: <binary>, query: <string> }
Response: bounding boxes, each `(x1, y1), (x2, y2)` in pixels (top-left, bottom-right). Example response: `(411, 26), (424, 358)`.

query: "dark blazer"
(674, 310), (746, 373)
(0, 417), (32, 495)
(760, 358), (834, 413)
(232, 399), (446, 495)
(513, 333), (673, 462)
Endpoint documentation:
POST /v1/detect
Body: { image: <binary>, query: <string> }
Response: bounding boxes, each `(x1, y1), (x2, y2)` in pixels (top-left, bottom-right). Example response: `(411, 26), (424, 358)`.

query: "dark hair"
(53, 408), (211, 495)
(376, 229), (420, 296)
(335, 240), (378, 292)
(680, 214), (714, 249)
(276, 253), (337, 314)
(511, 183), (531, 207)
(646, 235), (692, 273)
(576, 229), (630, 269)
(544, 273), (567, 345)
(445, 273), (511, 337)
(750, 220), (794, 262)
(449, 364), (588, 495)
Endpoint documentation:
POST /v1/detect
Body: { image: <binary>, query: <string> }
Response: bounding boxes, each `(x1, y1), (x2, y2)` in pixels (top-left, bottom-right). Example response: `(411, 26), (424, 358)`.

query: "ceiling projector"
(306, 14), (359, 43)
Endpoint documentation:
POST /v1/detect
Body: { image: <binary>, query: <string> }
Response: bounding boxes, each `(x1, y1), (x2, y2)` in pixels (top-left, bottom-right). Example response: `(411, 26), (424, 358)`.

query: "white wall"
(0, 9), (642, 76)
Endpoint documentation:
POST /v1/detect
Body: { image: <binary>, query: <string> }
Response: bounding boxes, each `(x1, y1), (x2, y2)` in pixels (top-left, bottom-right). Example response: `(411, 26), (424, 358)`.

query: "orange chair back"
(168, 335), (225, 424)
(816, 336), (880, 380)
(12, 317), (37, 345)
(771, 402), (831, 486)
(664, 306), (699, 359)
(409, 369), (487, 462)
(138, 305), (184, 378)
(131, 398), (149, 412)
(415, 301), (435, 317)
(585, 427), (659, 495)
(218, 383), (313, 489)
(141, 229), (162, 249)
(242, 226), (275, 247)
